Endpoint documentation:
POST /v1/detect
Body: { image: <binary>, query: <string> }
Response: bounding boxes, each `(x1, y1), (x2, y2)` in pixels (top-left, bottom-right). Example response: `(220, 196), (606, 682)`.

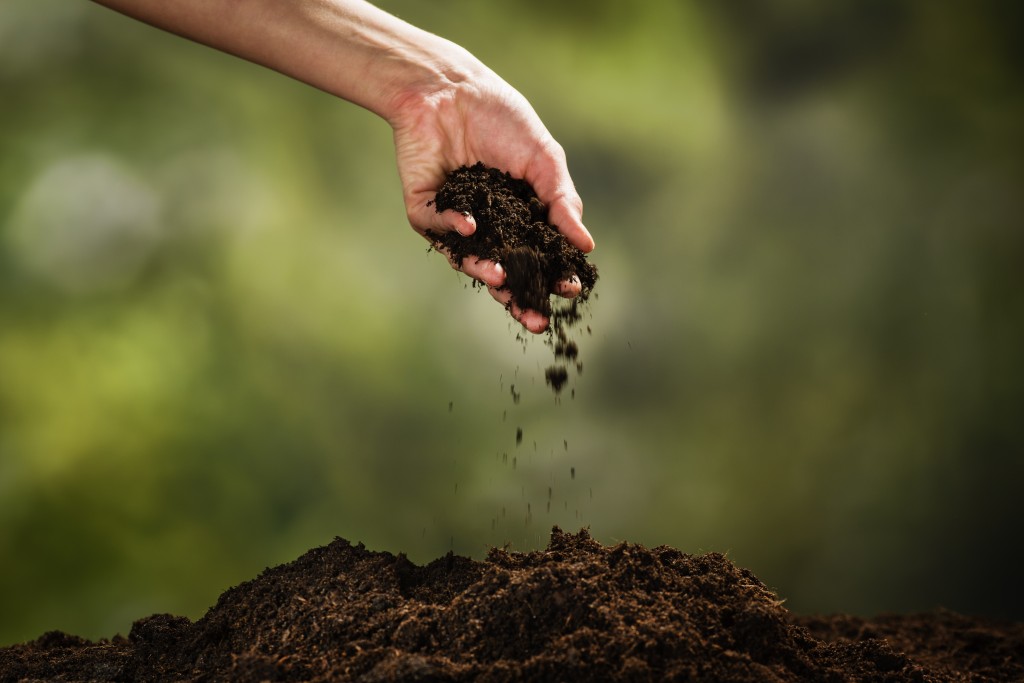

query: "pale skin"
(91, 0), (594, 333)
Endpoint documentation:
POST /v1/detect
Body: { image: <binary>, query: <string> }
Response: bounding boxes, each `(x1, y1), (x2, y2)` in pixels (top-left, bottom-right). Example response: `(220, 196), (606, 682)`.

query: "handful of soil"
(428, 163), (598, 394)
(4, 528), (1021, 682)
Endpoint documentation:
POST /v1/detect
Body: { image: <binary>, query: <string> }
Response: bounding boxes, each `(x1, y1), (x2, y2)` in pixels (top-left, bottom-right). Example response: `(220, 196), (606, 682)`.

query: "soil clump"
(2, 528), (1021, 682)
(428, 163), (598, 394)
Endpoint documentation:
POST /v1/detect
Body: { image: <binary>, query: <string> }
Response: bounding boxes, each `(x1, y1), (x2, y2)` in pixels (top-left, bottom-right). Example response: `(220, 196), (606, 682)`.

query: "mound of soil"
(2, 528), (1021, 682)
(428, 164), (598, 394)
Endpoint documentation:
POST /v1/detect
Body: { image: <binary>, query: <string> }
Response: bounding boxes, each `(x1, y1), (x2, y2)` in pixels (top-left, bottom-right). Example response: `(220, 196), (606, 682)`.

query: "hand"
(89, 0), (593, 333)
(387, 61), (594, 334)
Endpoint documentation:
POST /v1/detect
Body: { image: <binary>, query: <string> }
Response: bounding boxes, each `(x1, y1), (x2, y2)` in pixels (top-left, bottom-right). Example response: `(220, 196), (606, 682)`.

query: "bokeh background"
(2, 0), (1023, 645)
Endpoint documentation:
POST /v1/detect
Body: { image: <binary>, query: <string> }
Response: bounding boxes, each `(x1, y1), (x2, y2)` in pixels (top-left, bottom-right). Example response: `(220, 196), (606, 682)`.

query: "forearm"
(91, 0), (482, 122)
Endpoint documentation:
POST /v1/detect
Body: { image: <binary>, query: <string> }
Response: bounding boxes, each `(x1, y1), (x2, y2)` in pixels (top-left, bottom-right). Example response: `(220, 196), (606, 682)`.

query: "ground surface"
(2, 528), (1021, 682)
(4, 168), (1020, 682)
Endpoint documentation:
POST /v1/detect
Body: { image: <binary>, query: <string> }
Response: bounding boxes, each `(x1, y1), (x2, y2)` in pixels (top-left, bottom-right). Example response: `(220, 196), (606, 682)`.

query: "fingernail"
(457, 215), (477, 236)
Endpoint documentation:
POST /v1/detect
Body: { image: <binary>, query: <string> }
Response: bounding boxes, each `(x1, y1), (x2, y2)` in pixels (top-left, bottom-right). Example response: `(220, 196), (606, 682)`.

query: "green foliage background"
(2, 1), (1022, 644)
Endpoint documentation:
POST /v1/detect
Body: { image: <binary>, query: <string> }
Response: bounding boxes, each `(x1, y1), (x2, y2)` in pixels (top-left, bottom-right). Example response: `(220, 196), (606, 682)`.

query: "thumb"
(548, 191), (594, 253)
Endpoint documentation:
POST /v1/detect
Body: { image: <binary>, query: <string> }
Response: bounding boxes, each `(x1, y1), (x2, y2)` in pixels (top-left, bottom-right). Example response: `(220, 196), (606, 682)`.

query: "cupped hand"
(387, 67), (594, 334)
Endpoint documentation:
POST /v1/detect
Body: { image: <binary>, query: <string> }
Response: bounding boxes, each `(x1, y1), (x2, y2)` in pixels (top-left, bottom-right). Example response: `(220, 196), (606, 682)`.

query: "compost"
(2, 528), (1021, 682)
(428, 163), (598, 394)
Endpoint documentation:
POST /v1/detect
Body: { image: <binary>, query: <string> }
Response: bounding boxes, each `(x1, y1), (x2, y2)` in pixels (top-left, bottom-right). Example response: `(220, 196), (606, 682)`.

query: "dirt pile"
(428, 163), (597, 394)
(3, 528), (1022, 682)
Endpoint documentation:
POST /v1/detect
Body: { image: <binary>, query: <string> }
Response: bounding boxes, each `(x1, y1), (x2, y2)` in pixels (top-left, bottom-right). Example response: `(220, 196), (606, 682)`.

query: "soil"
(428, 164), (598, 394)
(2, 528), (1021, 682)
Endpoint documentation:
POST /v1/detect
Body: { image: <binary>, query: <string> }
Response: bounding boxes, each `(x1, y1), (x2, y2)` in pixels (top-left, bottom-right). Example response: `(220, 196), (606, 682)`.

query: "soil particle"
(544, 365), (569, 392)
(3, 528), (1021, 682)
(428, 163), (597, 394)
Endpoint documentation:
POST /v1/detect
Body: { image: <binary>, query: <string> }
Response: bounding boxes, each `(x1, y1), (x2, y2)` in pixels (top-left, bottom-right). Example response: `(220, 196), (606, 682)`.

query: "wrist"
(374, 36), (487, 126)
(298, 0), (487, 124)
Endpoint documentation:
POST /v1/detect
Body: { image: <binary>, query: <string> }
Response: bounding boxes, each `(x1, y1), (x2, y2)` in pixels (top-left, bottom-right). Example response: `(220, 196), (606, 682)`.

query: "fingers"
(555, 275), (582, 299)
(492, 276), (576, 333)
(437, 244), (576, 334)
(489, 286), (549, 334)
(445, 209), (477, 237)
(414, 204), (477, 238)
(433, 243), (505, 288)
(411, 195), (501, 287)
(460, 255), (504, 288)
(415, 198), (510, 290)
(437, 244), (567, 334)
(499, 277), (576, 334)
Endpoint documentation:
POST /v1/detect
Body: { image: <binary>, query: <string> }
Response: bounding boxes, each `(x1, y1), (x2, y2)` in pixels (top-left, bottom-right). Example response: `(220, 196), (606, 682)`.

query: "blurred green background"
(2, 1), (1023, 645)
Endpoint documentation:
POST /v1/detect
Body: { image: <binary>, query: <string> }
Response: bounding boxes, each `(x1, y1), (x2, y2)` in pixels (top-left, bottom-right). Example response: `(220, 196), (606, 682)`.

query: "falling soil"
(3, 528), (1021, 682)
(428, 163), (598, 394)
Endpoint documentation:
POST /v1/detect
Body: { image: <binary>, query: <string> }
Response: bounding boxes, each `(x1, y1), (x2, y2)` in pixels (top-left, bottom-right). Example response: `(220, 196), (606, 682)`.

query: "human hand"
(386, 59), (594, 334)
(90, 0), (591, 332)
(87, 1), (591, 331)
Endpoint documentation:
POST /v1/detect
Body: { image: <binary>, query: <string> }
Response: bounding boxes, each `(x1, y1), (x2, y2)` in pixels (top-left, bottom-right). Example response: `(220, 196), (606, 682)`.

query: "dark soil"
(3, 528), (1021, 682)
(428, 163), (598, 394)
